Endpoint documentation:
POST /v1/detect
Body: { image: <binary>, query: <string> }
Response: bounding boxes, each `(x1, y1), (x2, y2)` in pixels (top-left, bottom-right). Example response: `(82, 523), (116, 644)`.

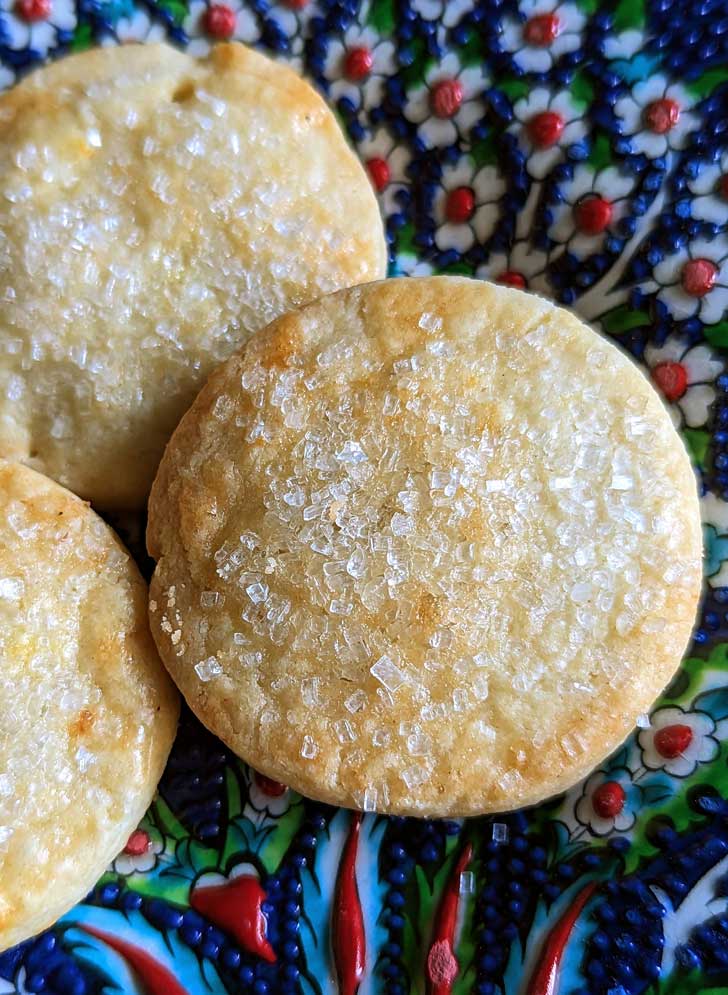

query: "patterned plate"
(2, 2), (728, 994)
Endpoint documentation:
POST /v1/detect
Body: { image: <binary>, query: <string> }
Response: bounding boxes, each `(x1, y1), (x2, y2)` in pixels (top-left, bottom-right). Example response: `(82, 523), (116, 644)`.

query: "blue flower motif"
(575, 766), (642, 837)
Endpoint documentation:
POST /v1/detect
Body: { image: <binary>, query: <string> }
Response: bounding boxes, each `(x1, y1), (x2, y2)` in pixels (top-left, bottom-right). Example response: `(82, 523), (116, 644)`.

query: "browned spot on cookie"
(210, 42), (243, 72)
(415, 590), (442, 629)
(259, 315), (303, 370)
(69, 708), (95, 737)
(171, 79), (196, 103)
(66, 136), (96, 160)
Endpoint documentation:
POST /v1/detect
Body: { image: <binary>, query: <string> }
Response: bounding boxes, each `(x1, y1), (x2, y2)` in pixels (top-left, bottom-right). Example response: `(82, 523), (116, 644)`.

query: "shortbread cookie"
(147, 277), (702, 818)
(0, 43), (387, 508)
(0, 460), (179, 951)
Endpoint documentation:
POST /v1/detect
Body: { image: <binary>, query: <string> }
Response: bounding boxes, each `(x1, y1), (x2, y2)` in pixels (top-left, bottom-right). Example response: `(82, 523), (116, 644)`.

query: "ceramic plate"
(2, 2), (728, 993)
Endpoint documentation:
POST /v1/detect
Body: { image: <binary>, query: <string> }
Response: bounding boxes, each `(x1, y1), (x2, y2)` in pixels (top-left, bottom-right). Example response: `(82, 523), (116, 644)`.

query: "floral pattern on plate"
(2, 2), (728, 994)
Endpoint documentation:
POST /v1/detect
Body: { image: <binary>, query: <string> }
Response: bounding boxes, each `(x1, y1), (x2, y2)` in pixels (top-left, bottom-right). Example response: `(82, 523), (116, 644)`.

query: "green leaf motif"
(400, 907), (424, 995)
(499, 78), (531, 103)
(187, 837), (221, 875)
(587, 134), (614, 172)
(130, 869), (192, 905)
(392, 225), (418, 274)
(667, 645), (728, 705)
(367, 0), (395, 35)
(705, 320), (728, 349)
(471, 134), (499, 168)
(613, 0), (646, 32)
(158, 0), (187, 25)
(71, 21), (93, 51)
(646, 968), (728, 995)
(257, 802), (305, 874)
(457, 26), (488, 69)
(687, 67), (728, 100)
(151, 795), (188, 841)
(683, 427), (710, 470)
(600, 304), (650, 335)
(443, 260), (476, 277)
(225, 767), (243, 822)
(570, 71), (595, 108)
(401, 37), (432, 89)
(452, 885), (478, 995)
(704, 643), (728, 670)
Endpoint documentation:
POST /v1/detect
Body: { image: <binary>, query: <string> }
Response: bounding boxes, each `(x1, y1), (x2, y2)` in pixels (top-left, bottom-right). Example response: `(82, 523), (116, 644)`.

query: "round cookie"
(0, 460), (179, 951)
(147, 277), (702, 818)
(0, 43), (387, 509)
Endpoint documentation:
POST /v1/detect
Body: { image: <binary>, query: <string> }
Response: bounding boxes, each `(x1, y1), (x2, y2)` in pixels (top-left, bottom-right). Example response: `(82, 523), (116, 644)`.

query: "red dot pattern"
(15, 0), (51, 21)
(204, 4), (236, 39)
(527, 110), (564, 148)
(524, 12), (561, 46)
(366, 157), (391, 192)
(652, 361), (689, 402)
(592, 781), (626, 819)
(445, 186), (475, 224)
(654, 723), (694, 759)
(681, 258), (718, 298)
(431, 79), (464, 119)
(643, 98), (680, 135)
(574, 195), (613, 235)
(344, 46), (373, 81)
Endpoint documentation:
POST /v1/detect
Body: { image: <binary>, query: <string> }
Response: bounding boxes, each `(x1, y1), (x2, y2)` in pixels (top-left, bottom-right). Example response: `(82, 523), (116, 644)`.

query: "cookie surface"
(0, 460), (179, 951)
(147, 276), (701, 818)
(0, 43), (386, 508)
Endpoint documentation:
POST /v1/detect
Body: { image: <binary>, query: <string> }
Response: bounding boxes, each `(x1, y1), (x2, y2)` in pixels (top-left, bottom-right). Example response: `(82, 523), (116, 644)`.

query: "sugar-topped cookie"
(0, 460), (178, 950)
(147, 277), (701, 817)
(0, 43), (386, 508)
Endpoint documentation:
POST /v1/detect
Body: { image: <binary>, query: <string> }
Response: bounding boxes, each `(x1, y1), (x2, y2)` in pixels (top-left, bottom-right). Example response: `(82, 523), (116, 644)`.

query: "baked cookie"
(0, 460), (179, 951)
(0, 43), (387, 509)
(147, 277), (702, 818)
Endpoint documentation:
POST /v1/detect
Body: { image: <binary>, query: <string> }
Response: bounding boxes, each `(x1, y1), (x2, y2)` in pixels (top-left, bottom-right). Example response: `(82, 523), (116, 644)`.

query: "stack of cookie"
(0, 41), (385, 950)
(0, 42), (702, 951)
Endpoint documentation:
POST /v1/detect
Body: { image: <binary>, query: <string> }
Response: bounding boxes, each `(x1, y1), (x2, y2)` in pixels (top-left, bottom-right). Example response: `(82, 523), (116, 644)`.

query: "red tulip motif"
(526, 881), (598, 995)
(426, 842), (473, 995)
(190, 861), (276, 962)
(81, 925), (190, 995)
(332, 812), (366, 995)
